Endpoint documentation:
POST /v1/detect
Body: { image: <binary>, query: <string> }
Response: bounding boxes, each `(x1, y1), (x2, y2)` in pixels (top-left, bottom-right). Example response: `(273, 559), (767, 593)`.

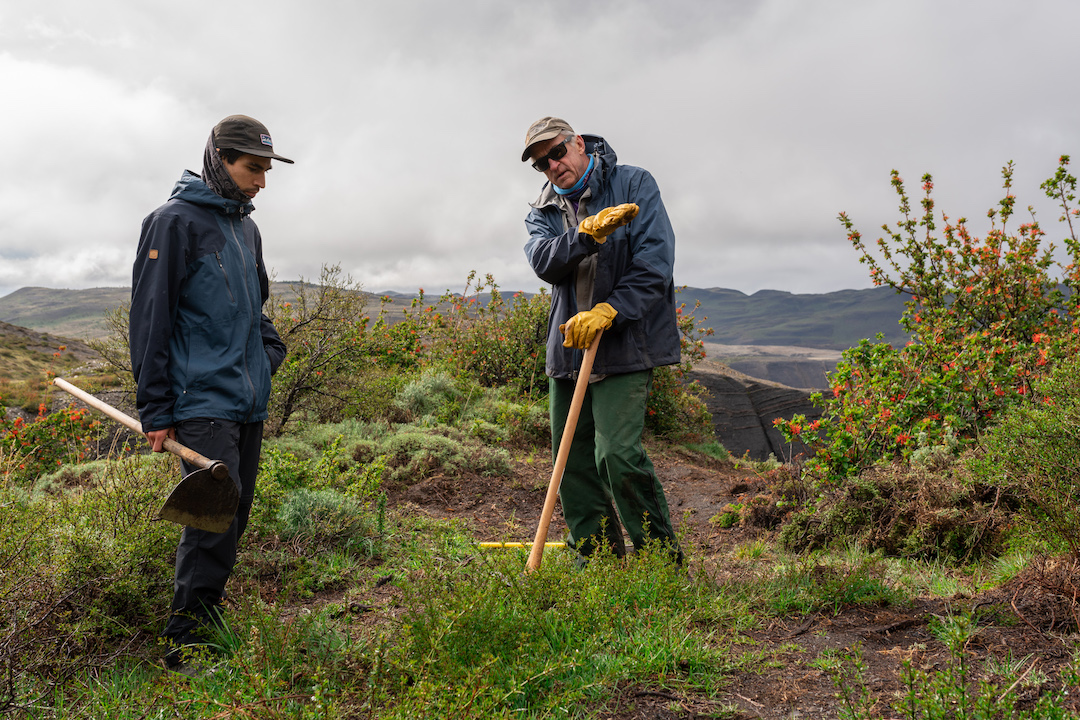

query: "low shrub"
(276, 487), (385, 557)
(972, 355), (1080, 558)
(393, 368), (464, 422)
(381, 426), (511, 484)
(0, 454), (176, 682)
(779, 459), (1008, 563)
(424, 273), (549, 396)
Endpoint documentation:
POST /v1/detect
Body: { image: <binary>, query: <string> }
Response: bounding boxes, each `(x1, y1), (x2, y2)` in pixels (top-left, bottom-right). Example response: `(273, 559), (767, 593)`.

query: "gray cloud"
(2, 0), (1079, 300)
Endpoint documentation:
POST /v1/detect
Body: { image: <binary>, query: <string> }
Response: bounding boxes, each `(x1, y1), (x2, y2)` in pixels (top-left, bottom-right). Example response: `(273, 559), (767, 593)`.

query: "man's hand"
(145, 427), (175, 453)
(559, 302), (617, 349)
(578, 203), (639, 242)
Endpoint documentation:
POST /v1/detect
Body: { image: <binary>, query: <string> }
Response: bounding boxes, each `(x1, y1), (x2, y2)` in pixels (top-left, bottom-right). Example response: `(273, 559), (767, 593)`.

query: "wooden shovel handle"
(526, 330), (602, 572)
(51, 377), (225, 477)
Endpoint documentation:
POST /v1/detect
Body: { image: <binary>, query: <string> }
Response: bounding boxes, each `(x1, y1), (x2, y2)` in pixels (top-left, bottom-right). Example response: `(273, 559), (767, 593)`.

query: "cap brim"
(521, 130), (563, 162)
(240, 147), (294, 164)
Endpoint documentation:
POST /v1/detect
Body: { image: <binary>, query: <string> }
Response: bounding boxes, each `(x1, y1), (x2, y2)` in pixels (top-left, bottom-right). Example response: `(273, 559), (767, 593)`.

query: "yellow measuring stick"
(479, 542), (566, 549)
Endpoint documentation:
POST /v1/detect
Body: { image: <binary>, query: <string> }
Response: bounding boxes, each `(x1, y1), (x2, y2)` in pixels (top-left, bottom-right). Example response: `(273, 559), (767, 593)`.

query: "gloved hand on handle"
(559, 302), (617, 349)
(578, 203), (639, 242)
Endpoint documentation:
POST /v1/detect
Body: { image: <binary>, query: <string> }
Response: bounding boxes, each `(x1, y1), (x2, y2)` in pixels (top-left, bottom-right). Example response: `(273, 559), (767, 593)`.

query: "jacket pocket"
(214, 252), (236, 303)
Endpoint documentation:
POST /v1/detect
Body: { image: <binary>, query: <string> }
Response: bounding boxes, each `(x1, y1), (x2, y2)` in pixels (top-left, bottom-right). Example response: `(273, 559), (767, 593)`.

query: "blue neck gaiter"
(553, 155), (595, 197)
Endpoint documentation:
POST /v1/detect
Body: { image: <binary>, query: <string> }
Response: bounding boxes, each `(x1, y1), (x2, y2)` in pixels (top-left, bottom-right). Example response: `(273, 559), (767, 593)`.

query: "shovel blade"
(157, 467), (240, 533)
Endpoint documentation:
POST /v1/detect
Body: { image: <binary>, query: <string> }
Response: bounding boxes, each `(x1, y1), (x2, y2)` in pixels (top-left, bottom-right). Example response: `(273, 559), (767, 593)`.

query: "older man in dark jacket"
(522, 116), (682, 563)
(130, 114), (290, 673)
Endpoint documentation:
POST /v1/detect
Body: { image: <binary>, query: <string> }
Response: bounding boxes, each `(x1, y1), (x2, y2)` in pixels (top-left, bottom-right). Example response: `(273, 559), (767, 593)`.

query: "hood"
(170, 170), (254, 216)
(581, 133), (617, 183)
(531, 133), (617, 208)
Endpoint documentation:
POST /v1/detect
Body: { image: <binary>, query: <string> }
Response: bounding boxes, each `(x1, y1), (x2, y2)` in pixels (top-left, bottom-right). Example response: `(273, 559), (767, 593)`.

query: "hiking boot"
(162, 628), (220, 678)
(163, 642), (221, 678)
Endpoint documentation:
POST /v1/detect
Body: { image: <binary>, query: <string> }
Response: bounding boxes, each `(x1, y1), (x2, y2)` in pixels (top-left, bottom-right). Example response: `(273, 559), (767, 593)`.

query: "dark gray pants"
(162, 418), (263, 643)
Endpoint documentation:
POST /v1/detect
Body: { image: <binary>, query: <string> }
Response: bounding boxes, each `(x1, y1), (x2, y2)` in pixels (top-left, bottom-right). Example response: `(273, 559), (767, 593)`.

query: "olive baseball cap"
(213, 114), (294, 164)
(521, 116), (574, 162)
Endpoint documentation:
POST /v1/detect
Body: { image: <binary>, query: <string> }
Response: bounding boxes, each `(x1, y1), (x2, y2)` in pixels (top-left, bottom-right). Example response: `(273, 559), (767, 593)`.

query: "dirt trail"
(381, 442), (1080, 719)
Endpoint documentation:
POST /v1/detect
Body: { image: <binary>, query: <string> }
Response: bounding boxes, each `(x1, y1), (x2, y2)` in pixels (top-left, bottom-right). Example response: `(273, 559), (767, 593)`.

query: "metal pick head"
(157, 464), (239, 533)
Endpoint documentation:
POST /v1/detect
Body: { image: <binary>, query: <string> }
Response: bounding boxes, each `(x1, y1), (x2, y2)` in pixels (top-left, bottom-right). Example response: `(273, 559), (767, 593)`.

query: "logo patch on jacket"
(260, 134), (273, 147)
(148, 249), (159, 259)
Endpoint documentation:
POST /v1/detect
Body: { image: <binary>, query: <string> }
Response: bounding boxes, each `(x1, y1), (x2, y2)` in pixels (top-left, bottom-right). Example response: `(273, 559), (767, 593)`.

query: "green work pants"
(549, 370), (681, 560)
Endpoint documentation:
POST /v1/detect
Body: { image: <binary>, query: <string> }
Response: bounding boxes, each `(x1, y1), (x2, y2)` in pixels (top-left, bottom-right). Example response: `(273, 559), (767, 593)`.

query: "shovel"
(526, 330), (602, 572)
(52, 377), (239, 533)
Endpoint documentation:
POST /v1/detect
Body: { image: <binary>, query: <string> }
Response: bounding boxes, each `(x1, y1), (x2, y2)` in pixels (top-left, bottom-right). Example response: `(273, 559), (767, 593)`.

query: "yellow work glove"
(559, 302), (617, 349)
(577, 203), (639, 242)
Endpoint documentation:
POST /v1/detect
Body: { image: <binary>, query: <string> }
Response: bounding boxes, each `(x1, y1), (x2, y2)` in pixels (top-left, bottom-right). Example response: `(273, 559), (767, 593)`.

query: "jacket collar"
(529, 134), (617, 210)
(171, 170), (254, 216)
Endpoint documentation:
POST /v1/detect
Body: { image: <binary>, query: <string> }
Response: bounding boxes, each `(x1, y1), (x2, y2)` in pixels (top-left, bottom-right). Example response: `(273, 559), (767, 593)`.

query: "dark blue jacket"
(130, 171), (286, 431)
(524, 135), (680, 379)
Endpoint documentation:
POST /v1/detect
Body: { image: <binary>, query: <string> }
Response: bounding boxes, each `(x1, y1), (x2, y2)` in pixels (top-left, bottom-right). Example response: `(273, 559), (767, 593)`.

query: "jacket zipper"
(226, 218), (258, 421)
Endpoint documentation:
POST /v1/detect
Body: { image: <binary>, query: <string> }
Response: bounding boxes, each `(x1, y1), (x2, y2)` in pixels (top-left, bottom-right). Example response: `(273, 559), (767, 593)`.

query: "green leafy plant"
(392, 368), (465, 422)
(812, 644), (875, 720)
(894, 613), (1073, 719)
(710, 503), (743, 529)
(276, 487), (384, 557)
(971, 355), (1080, 557)
(415, 272), (549, 396)
(265, 264), (375, 434)
(375, 546), (743, 717)
(0, 454), (176, 686)
(811, 613), (1077, 719)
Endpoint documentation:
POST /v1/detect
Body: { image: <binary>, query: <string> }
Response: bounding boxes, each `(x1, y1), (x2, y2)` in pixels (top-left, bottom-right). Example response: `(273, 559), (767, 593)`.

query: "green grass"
(2, 439), (1078, 718)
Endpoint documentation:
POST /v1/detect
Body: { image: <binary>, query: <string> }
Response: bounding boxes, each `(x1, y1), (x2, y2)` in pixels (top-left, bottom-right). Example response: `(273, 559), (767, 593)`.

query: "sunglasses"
(531, 136), (574, 172)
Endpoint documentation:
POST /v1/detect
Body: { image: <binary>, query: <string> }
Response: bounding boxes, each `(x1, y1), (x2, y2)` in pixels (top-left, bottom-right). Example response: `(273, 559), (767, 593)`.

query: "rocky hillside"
(689, 359), (822, 461)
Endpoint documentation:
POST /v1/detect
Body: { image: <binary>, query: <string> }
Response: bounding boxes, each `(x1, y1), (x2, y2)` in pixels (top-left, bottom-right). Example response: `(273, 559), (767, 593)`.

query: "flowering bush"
(421, 272), (549, 396)
(777, 157), (1080, 482)
(0, 403), (100, 484)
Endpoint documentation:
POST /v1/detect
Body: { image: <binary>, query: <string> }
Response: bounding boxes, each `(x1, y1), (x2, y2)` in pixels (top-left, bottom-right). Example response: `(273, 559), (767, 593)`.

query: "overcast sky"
(3, 0), (1079, 300)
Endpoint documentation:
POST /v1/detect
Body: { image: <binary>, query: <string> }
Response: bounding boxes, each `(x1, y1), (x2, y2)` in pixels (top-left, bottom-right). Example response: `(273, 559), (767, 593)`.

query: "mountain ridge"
(0, 284), (911, 350)
(0, 284), (908, 455)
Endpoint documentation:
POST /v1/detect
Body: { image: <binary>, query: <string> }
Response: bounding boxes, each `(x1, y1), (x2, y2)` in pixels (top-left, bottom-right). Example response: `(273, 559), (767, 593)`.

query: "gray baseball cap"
(521, 116), (574, 162)
(213, 115), (294, 164)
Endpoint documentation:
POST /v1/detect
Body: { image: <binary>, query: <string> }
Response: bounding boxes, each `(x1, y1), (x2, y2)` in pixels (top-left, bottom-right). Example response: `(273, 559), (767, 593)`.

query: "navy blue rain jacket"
(524, 135), (680, 379)
(130, 171), (287, 431)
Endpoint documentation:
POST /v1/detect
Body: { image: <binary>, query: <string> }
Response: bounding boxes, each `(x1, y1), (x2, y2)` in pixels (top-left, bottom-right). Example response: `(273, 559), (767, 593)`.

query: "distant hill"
(678, 286), (908, 350)
(0, 284), (911, 349)
(0, 283), (386, 341)
(0, 287), (130, 341)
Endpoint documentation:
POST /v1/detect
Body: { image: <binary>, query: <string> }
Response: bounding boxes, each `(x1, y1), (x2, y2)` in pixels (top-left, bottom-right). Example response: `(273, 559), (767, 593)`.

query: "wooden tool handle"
(526, 330), (602, 572)
(51, 377), (226, 478)
(160, 438), (230, 480)
(53, 377), (142, 433)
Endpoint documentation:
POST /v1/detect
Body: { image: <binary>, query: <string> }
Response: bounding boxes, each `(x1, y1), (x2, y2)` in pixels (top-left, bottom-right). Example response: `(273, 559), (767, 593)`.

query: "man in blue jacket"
(522, 116), (683, 564)
(130, 114), (290, 673)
